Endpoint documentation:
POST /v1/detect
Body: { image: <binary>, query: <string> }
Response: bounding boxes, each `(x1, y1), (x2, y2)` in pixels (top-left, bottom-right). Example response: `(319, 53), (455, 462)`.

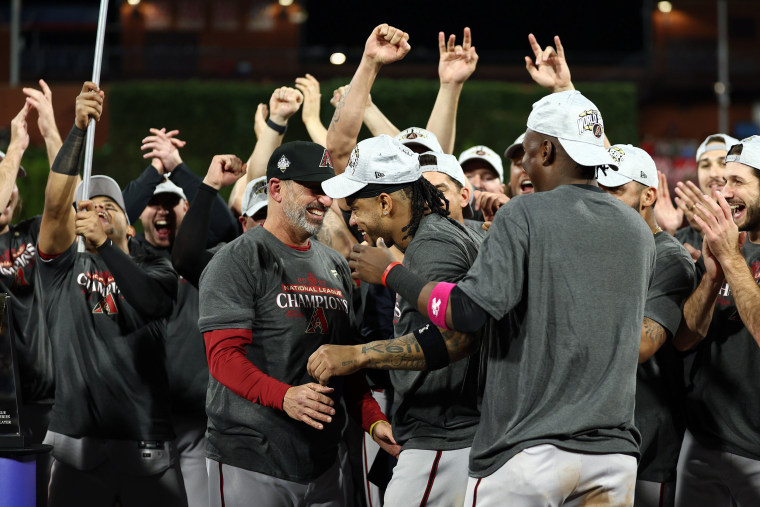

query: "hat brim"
(558, 138), (618, 169)
(243, 200), (268, 217)
(504, 143), (524, 160)
(321, 174), (368, 199)
(596, 168), (632, 188)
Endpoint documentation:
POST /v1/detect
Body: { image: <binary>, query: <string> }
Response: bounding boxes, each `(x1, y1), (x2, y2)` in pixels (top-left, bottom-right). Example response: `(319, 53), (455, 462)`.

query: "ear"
(126, 225), (136, 239)
(378, 193), (393, 216)
(182, 200), (189, 212)
(542, 140), (555, 166)
(268, 178), (284, 204)
(238, 215), (247, 227)
(500, 182), (507, 194)
(460, 184), (471, 208)
(641, 186), (657, 208)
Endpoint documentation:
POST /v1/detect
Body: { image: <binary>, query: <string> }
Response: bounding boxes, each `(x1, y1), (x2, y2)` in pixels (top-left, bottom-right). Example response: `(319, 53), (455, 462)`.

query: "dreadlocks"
(398, 177), (450, 240)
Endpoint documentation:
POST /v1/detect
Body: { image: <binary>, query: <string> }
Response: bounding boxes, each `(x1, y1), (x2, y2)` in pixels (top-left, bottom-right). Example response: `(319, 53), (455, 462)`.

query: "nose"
(318, 194), (333, 208)
(709, 160), (723, 179)
(349, 213), (357, 227)
(468, 174), (481, 189)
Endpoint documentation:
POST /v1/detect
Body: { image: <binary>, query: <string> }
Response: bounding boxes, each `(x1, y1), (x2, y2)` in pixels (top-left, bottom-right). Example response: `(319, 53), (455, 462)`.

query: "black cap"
(266, 141), (335, 182)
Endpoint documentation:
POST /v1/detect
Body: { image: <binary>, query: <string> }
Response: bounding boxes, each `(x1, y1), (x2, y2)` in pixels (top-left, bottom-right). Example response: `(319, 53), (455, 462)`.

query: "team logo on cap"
(405, 131), (419, 139)
(476, 149), (486, 156)
(577, 110), (604, 139)
(320, 149), (333, 169)
(347, 146), (360, 175)
(608, 146), (626, 164)
(277, 155), (291, 173)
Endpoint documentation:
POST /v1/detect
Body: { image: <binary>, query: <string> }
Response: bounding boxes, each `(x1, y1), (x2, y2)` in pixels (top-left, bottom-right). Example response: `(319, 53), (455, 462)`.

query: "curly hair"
(398, 177), (450, 240)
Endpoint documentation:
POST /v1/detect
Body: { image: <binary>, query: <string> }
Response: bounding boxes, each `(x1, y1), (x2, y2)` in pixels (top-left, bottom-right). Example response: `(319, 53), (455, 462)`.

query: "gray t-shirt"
(392, 214), (484, 450)
(636, 231), (697, 482)
(457, 184), (656, 477)
(198, 226), (355, 483)
(686, 240), (760, 460)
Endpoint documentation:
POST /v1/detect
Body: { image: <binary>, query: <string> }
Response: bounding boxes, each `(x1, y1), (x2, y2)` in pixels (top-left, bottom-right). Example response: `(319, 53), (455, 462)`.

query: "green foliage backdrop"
(14, 79), (636, 222)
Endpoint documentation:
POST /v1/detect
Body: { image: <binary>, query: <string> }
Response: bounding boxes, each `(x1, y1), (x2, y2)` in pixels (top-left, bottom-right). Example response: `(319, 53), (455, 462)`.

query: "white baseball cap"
(241, 176), (268, 217)
(526, 90), (616, 169)
(420, 151), (466, 187)
(0, 150), (26, 178)
(504, 133), (526, 160)
(597, 144), (658, 189)
(322, 135), (421, 199)
(458, 145), (505, 182)
(696, 133), (739, 162)
(725, 135), (760, 171)
(153, 178), (187, 201)
(395, 127), (443, 153)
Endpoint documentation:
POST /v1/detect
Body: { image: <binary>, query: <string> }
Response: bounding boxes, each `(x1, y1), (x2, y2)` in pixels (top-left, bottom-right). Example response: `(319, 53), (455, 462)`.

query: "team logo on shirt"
(577, 110), (604, 138)
(77, 270), (120, 315)
(0, 242), (36, 287)
(305, 308), (328, 334)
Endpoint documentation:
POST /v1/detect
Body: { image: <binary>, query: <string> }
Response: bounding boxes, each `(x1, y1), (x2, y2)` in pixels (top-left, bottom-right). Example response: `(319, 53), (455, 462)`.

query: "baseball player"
(316, 134), (485, 506)
(503, 133), (534, 197)
(198, 141), (398, 507)
(39, 82), (185, 506)
(598, 145), (697, 507)
(420, 151), (477, 228)
(312, 90), (655, 506)
(673, 136), (760, 506)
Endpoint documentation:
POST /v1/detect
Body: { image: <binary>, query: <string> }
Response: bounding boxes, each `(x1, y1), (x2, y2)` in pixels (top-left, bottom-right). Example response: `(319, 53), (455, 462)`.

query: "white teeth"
(309, 209), (324, 216)
(156, 220), (168, 226)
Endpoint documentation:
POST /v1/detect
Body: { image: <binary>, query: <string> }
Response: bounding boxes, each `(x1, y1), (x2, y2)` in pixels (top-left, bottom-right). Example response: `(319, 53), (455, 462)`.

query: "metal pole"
(10, 0), (20, 86)
(717, 0), (730, 133)
(79, 0), (109, 252)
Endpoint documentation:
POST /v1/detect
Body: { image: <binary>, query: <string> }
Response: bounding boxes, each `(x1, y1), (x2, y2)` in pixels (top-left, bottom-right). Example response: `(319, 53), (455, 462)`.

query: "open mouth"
(154, 219), (172, 239)
(730, 203), (746, 221)
(520, 180), (534, 194)
(97, 211), (110, 225)
(306, 206), (326, 220)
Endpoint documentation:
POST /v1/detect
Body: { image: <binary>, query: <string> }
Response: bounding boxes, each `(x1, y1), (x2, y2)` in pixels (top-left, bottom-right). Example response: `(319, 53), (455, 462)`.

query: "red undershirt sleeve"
(204, 329), (292, 410)
(344, 371), (388, 434)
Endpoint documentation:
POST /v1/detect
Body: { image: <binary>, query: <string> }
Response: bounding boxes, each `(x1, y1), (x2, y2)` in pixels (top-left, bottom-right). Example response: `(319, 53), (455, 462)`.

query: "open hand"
(438, 27), (478, 85)
(282, 383), (335, 430)
(525, 34), (574, 93)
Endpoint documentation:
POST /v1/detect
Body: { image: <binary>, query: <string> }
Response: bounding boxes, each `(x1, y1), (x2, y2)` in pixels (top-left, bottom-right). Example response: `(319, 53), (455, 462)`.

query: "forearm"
(673, 275), (722, 351)
(722, 254), (760, 344)
(247, 125), (284, 183)
(204, 329), (291, 409)
(425, 82), (463, 154)
(357, 327), (479, 370)
(172, 183), (216, 287)
(0, 142), (24, 211)
(98, 240), (176, 318)
(638, 317), (668, 363)
(43, 132), (63, 169)
(327, 58), (381, 173)
(303, 119), (328, 147)
(122, 165), (164, 223)
(363, 102), (400, 137)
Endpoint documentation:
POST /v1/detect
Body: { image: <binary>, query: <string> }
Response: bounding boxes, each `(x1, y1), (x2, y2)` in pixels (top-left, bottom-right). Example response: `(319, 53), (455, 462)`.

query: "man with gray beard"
(198, 141), (398, 507)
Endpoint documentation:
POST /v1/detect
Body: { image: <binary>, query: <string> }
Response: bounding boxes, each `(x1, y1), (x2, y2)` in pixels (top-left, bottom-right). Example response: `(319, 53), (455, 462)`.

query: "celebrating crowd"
(2, 23), (760, 507)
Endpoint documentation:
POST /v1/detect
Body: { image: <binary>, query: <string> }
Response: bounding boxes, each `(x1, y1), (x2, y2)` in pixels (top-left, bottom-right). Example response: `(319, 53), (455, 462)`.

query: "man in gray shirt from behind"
(311, 90), (656, 506)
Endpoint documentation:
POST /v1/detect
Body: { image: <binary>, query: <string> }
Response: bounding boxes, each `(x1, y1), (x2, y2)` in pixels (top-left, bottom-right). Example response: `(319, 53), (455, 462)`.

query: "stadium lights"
(658, 1), (673, 13)
(330, 52), (346, 65)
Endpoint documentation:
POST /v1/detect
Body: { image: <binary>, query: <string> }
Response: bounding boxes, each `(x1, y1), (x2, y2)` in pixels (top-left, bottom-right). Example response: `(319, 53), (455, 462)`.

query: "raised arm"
(0, 104), (30, 217)
(426, 27), (478, 154)
(39, 82), (102, 256)
(23, 79), (63, 167)
(327, 24), (410, 174)
(295, 74), (327, 146)
(329, 85), (399, 138)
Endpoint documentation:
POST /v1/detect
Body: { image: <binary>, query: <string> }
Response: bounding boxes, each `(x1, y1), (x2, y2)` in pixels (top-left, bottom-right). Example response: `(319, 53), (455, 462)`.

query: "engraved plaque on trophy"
(0, 294), (24, 448)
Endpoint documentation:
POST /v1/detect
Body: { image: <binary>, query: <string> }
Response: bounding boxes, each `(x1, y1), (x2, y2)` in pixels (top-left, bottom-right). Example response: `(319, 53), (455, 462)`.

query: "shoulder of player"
(3, 215), (42, 240)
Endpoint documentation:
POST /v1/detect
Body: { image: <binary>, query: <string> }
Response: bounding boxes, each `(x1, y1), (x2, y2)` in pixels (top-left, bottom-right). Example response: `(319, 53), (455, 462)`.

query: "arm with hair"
(327, 24), (410, 174)
(426, 28), (478, 154)
(295, 74), (328, 146)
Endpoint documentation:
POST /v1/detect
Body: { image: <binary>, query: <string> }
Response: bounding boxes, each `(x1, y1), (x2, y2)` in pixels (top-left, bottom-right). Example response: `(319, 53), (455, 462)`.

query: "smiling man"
(38, 82), (185, 506)
(198, 141), (396, 507)
(673, 135), (760, 506)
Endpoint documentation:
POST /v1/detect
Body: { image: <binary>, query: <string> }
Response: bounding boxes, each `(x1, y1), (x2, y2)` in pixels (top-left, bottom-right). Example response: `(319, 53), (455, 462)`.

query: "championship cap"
(597, 144), (658, 189)
(725, 135), (760, 171)
(420, 151), (467, 187)
(0, 150), (27, 177)
(696, 133), (739, 162)
(395, 127), (444, 153)
(241, 176), (268, 217)
(458, 145), (505, 182)
(321, 135), (421, 199)
(152, 178), (187, 201)
(504, 133), (526, 160)
(266, 141), (335, 182)
(526, 90), (617, 169)
(74, 175), (130, 224)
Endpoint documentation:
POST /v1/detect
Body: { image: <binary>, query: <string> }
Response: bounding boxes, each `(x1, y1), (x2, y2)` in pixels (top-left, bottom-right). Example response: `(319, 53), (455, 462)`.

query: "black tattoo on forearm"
(642, 317), (667, 356)
(360, 328), (479, 371)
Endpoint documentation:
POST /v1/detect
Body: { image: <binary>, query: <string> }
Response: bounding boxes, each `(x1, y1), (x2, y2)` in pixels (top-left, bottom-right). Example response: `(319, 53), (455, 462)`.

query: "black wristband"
(413, 323), (449, 371)
(385, 264), (427, 307)
(266, 118), (287, 135)
(51, 125), (86, 176)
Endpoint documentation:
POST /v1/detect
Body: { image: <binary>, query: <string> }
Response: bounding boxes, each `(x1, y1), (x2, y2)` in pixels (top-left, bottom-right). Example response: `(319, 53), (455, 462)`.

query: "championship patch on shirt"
(276, 272), (350, 333)
(0, 242), (36, 286)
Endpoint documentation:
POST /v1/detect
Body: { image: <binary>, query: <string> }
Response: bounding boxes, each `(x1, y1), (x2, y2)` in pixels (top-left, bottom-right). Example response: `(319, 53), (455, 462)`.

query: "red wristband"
(381, 261), (403, 287)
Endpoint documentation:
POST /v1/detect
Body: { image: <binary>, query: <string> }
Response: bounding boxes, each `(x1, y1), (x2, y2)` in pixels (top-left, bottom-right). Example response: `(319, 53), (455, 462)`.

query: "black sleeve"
(170, 164), (239, 246)
(121, 165), (164, 223)
(450, 286), (489, 333)
(97, 240), (177, 318)
(51, 125), (85, 175)
(171, 182), (217, 288)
